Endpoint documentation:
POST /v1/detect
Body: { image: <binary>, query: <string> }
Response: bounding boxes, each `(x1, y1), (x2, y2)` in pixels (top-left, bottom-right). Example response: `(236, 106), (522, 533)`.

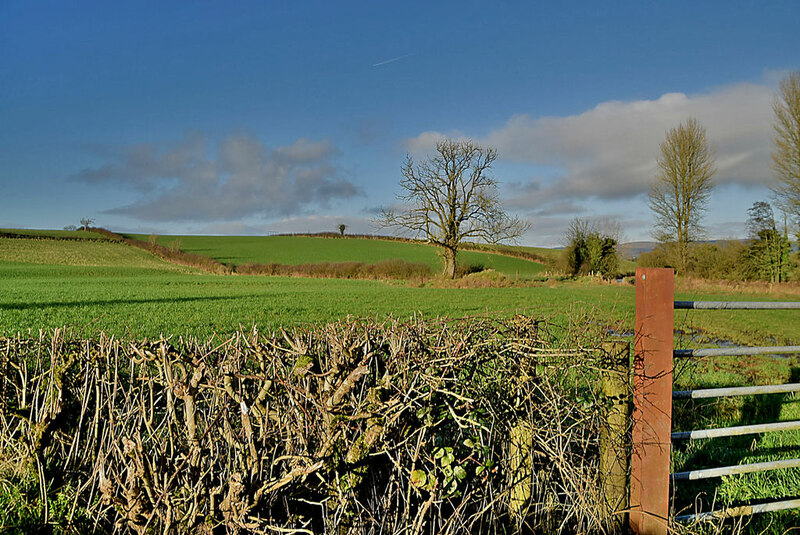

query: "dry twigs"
(1, 318), (634, 534)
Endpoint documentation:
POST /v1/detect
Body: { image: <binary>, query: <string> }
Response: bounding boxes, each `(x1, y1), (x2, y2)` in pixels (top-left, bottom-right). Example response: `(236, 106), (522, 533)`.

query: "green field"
(2, 231), (800, 531)
(671, 354), (800, 528)
(1, 234), (797, 345)
(0, 237), (191, 270)
(128, 233), (549, 277)
(455, 240), (638, 274)
(0, 260), (626, 338)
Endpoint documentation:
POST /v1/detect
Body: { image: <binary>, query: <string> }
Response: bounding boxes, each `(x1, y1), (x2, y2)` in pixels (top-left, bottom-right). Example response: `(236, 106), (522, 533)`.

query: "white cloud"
(407, 82), (775, 209)
(72, 133), (361, 222)
(406, 129), (467, 155)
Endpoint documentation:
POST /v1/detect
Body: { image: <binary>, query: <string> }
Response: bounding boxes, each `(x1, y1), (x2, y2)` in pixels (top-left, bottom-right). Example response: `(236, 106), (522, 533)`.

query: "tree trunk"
(442, 247), (457, 279)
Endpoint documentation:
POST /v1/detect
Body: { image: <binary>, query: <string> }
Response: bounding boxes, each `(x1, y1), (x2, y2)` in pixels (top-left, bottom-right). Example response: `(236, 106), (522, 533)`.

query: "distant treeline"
(639, 240), (798, 282)
(0, 229), (108, 242)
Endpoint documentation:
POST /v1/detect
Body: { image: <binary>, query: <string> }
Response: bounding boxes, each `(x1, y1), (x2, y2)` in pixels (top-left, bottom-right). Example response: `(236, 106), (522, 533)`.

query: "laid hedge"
(0, 318), (619, 534)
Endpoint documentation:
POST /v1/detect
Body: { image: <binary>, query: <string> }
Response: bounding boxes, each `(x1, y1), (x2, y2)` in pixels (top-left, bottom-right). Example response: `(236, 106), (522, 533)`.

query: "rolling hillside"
(0, 230), (189, 271)
(127, 234), (549, 278)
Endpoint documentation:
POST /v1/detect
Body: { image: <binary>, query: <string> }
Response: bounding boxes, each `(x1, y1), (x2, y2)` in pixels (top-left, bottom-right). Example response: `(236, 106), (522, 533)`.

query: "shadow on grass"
(671, 364), (800, 529)
(0, 294), (245, 311)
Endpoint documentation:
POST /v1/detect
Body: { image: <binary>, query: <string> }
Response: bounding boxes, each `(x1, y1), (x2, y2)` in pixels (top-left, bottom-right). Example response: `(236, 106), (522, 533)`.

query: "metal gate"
(630, 268), (800, 535)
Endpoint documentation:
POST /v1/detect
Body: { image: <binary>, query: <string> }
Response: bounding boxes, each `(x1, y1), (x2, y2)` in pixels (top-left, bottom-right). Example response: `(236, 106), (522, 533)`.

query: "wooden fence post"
(600, 341), (632, 531)
(630, 268), (674, 535)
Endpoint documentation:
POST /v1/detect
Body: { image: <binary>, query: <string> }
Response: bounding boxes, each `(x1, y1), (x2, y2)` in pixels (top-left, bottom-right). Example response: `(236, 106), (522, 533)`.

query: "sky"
(2, 1), (799, 247)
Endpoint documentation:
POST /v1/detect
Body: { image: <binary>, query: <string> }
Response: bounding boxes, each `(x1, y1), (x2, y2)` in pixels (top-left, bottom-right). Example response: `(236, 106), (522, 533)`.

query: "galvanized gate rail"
(629, 268), (800, 535)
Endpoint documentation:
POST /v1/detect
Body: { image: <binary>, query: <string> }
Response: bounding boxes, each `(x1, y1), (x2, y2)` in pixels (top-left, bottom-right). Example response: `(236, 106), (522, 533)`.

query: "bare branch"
(376, 139), (529, 277)
(771, 71), (800, 227)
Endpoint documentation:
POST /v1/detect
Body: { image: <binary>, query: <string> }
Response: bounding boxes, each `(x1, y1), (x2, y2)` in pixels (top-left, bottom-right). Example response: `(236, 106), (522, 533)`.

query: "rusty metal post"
(630, 268), (674, 535)
(600, 341), (632, 531)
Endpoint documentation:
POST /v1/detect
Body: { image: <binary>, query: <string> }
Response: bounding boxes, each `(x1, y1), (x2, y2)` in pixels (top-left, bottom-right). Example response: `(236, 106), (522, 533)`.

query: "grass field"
(2, 231), (800, 532)
(0, 237), (191, 270)
(671, 355), (800, 532)
(1, 234), (797, 345)
(128, 233), (549, 277)
(0, 259), (627, 338)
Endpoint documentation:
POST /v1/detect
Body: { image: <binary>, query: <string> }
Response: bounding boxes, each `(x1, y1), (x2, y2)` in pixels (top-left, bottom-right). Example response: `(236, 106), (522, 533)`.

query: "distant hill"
(619, 241), (660, 259)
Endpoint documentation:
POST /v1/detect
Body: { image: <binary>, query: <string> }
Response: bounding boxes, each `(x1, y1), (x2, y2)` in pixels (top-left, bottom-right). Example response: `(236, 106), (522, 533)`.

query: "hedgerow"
(0, 318), (625, 534)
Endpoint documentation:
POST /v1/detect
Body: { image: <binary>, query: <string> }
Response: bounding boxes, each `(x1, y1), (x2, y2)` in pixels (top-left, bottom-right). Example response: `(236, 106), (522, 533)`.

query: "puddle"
(605, 329), (633, 337)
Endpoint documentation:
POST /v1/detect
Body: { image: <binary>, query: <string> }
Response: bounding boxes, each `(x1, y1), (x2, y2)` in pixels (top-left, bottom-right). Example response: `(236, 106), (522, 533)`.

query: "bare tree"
(79, 217), (96, 231)
(168, 238), (183, 253)
(771, 71), (800, 227)
(648, 118), (716, 273)
(338, 223), (347, 237)
(379, 139), (529, 278)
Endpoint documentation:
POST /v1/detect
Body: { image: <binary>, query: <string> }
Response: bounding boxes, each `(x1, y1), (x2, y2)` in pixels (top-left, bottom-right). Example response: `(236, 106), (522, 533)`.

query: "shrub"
(455, 262), (485, 277)
(168, 238), (183, 253)
(561, 219), (619, 278)
(688, 241), (750, 280)
(639, 240), (786, 282)
(235, 259), (432, 280)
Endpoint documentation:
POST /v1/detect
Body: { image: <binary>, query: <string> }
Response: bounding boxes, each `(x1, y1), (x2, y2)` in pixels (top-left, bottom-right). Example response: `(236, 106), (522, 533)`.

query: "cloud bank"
(72, 133), (361, 222)
(408, 82), (775, 213)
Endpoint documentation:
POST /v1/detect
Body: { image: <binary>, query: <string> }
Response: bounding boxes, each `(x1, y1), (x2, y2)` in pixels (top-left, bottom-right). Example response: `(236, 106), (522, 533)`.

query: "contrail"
(372, 53), (412, 67)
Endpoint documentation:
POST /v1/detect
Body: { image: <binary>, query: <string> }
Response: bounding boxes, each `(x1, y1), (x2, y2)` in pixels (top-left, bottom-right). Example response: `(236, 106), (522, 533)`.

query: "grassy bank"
(0, 237), (192, 270)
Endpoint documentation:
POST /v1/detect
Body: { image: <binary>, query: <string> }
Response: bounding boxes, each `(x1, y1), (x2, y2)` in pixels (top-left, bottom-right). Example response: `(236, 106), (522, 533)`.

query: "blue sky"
(2, 1), (799, 246)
